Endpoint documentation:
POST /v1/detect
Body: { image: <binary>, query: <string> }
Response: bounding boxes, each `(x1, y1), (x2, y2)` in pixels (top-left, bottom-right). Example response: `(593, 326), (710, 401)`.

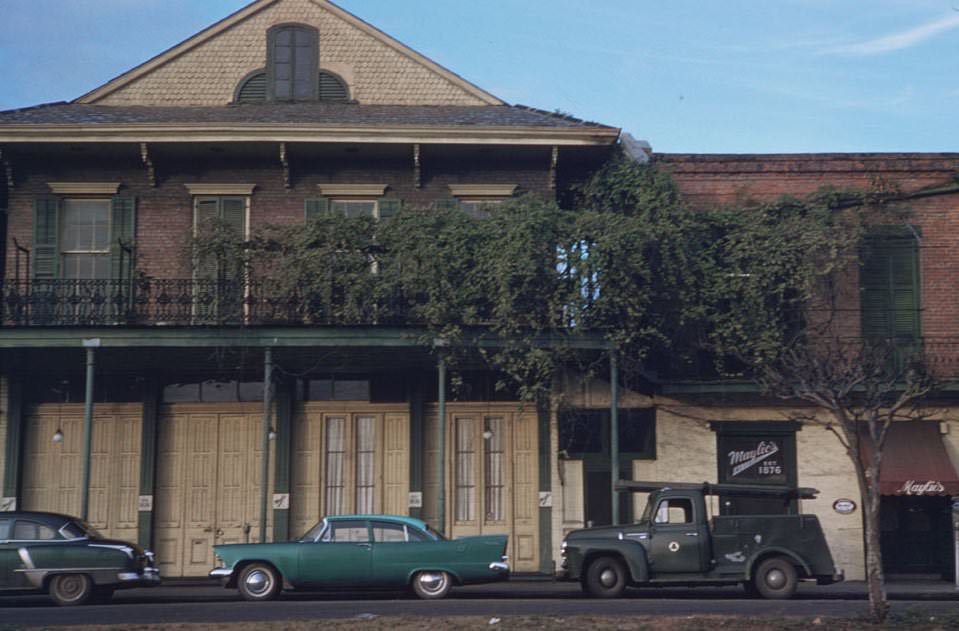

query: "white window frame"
(60, 197), (112, 281)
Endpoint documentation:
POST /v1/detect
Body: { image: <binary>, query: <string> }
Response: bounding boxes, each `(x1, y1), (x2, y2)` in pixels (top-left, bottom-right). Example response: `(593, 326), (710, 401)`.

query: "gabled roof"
(75, 0), (502, 107)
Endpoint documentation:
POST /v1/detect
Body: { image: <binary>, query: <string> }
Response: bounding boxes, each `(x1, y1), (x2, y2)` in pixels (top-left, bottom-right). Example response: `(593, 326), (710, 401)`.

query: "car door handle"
(684, 532), (699, 537)
(356, 543), (372, 549)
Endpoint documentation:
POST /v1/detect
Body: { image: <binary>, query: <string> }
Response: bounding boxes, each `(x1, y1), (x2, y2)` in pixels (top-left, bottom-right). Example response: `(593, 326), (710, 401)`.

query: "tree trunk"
(861, 464), (888, 623)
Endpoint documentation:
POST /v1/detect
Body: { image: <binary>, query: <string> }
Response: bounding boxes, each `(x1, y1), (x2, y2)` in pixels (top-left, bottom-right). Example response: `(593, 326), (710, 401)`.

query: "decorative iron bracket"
(280, 142), (290, 189)
(140, 143), (156, 187)
(0, 148), (13, 189)
(413, 143), (422, 189)
(549, 146), (559, 190)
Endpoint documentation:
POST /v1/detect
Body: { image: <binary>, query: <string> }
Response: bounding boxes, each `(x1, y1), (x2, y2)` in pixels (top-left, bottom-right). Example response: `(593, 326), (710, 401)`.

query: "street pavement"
(1, 577), (957, 627)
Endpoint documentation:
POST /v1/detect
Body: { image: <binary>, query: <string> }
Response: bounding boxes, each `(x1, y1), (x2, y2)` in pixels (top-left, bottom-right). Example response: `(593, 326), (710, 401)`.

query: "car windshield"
(62, 519), (104, 539)
(298, 520), (326, 542)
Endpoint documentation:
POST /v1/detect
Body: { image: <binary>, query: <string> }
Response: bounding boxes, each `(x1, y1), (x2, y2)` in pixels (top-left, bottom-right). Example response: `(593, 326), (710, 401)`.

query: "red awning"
(880, 422), (959, 496)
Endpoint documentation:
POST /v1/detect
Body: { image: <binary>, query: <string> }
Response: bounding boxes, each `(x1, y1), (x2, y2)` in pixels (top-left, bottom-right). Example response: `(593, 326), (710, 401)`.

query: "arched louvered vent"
(319, 71), (349, 102)
(236, 72), (267, 103)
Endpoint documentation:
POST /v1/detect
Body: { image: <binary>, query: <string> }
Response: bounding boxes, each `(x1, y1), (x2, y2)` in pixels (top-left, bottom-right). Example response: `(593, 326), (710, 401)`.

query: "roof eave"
(0, 124), (621, 146)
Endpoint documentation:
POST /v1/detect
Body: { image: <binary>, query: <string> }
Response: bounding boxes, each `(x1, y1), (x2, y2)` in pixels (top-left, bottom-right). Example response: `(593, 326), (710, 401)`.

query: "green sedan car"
(0, 511), (160, 605)
(210, 515), (509, 601)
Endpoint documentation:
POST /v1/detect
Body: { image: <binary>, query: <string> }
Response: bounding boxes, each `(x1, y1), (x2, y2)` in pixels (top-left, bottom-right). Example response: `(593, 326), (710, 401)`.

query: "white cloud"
(823, 13), (959, 56)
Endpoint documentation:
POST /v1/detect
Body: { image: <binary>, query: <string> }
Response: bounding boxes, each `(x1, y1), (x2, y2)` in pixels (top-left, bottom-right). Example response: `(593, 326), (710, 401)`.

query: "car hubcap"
(58, 576), (84, 600)
(600, 568), (617, 587)
(766, 569), (786, 589)
(245, 570), (271, 595)
(418, 572), (446, 594)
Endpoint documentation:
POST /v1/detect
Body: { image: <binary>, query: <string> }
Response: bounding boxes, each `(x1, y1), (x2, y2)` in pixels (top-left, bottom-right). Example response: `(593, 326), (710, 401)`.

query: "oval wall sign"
(833, 499), (857, 515)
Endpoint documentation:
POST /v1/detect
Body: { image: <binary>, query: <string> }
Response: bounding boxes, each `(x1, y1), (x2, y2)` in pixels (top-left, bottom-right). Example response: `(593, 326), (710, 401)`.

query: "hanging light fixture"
(52, 428), (64, 444)
(268, 427), (277, 441)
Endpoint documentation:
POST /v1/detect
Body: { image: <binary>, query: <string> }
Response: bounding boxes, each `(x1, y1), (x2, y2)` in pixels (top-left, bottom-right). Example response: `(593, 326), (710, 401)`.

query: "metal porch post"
(437, 357), (447, 534)
(80, 343), (97, 521)
(260, 347), (273, 544)
(610, 352), (620, 526)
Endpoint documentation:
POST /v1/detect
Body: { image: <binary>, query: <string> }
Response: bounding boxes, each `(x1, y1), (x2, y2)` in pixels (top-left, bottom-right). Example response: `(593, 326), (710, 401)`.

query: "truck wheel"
(753, 557), (798, 600)
(584, 556), (627, 598)
(48, 573), (93, 606)
(237, 563), (282, 602)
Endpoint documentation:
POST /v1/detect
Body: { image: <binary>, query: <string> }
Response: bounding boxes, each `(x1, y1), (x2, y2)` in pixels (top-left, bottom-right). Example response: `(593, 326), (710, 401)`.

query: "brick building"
(0, 0), (621, 578)
(639, 153), (959, 581)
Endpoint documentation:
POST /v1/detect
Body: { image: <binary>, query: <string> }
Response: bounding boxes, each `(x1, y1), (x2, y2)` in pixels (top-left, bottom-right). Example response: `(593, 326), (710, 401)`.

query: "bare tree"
(756, 335), (935, 622)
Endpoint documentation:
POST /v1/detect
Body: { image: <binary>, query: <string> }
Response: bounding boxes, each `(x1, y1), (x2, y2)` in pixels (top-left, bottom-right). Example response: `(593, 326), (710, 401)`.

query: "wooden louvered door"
(22, 403), (141, 541)
(155, 404), (272, 577)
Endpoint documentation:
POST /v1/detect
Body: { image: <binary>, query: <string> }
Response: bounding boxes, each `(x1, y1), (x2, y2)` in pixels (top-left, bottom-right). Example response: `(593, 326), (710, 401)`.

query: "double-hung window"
(60, 199), (111, 280)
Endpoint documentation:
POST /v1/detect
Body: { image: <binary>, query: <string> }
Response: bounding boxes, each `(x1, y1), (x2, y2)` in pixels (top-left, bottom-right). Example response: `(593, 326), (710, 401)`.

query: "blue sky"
(1, 0), (957, 153)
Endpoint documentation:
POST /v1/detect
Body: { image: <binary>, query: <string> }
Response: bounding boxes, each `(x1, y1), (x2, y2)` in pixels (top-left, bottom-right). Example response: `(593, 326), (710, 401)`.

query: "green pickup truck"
(561, 481), (843, 599)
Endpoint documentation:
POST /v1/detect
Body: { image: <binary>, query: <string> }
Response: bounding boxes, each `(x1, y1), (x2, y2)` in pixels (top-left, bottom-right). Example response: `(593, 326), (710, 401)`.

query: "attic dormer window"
(268, 24), (319, 101)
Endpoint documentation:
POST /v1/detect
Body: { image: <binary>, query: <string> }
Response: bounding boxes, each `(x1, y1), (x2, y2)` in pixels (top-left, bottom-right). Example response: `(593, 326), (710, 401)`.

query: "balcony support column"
(610, 351), (620, 526)
(259, 347), (273, 544)
(80, 341), (98, 521)
(437, 356), (447, 534)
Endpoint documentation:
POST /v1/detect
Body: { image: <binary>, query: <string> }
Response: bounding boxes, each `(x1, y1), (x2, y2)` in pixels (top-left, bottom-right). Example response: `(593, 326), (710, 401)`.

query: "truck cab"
(561, 481), (843, 599)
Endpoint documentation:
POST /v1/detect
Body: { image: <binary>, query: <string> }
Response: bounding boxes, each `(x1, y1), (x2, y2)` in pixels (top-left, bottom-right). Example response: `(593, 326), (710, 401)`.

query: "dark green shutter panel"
(889, 241), (919, 339)
(305, 198), (329, 222)
(237, 72), (267, 103)
(110, 196), (136, 280)
(220, 198), (246, 235)
(32, 197), (60, 280)
(194, 199), (220, 281)
(378, 198), (402, 220)
(432, 198), (460, 212)
(860, 237), (919, 340)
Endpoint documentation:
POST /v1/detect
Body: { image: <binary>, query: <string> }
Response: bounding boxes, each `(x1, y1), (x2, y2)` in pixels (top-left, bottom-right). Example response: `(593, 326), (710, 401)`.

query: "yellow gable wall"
(93, 0), (490, 106)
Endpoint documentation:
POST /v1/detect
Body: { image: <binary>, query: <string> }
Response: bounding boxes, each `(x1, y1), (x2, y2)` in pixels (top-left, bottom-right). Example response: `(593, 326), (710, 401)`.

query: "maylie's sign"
(724, 439), (785, 482)
(897, 480), (946, 496)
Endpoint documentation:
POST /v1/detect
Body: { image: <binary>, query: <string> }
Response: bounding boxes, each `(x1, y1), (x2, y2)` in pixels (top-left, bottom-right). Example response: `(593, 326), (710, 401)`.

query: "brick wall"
(658, 153), (959, 378)
(5, 145), (558, 282)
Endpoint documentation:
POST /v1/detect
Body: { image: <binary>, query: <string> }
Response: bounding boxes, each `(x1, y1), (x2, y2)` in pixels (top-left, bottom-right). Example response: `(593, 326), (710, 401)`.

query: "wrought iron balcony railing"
(2, 278), (417, 328)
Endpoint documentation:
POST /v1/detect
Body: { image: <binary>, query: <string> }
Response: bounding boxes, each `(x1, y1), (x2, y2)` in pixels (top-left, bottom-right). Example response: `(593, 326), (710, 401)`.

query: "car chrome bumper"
(488, 561), (510, 573)
(209, 567), (234, 579)
(117, 567), (161, 586)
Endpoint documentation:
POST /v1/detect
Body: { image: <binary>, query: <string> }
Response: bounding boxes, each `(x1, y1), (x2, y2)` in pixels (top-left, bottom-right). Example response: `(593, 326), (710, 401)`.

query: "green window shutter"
(220, 198), (247, 235)
(377, 198), (402, 220)
(432, 198), (460, 212)
(32, 197), (60, 280)
(305, 198), (329, 222)
(110, 196), (136, 280)
(860, 236), (919, 340)
(889, 241), (919, 339)
(194, 198), (220, 281)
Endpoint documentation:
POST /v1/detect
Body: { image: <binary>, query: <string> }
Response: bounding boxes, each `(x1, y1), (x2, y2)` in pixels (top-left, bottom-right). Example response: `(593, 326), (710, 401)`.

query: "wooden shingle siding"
(92, 0), (491, 107)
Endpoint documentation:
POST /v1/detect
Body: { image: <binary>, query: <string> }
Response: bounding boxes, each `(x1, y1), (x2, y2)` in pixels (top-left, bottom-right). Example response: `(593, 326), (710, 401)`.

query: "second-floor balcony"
(2, 278), (418, 328)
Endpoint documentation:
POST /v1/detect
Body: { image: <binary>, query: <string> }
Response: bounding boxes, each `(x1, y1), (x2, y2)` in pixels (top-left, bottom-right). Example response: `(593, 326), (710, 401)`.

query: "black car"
(0, 511), (160, 605)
